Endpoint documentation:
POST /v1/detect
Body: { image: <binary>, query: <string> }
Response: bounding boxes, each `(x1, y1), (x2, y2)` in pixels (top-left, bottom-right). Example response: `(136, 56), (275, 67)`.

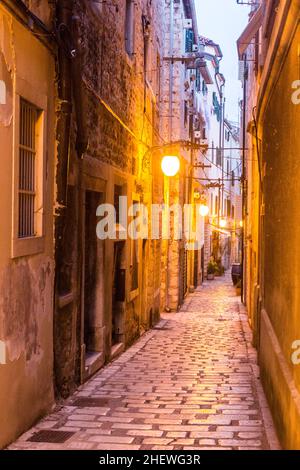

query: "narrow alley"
(1, 0), (300, 454)
(9, 276), (280, 451)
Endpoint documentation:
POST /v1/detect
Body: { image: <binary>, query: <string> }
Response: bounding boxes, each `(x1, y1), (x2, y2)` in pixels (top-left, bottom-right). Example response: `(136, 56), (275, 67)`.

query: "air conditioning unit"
(200, 139), (208, 146)
(192, 44), (199, 52)
(183, 19), (193, 29)
(194, 131), (201, 139)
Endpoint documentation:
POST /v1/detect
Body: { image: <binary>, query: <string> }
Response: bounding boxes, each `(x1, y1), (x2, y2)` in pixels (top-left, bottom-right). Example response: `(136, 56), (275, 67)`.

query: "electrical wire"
(202, 152), (240, 179)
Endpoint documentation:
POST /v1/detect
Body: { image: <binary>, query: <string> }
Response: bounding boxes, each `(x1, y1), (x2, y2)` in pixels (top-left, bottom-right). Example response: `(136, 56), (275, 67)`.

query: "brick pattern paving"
(9, 276), (280, 450)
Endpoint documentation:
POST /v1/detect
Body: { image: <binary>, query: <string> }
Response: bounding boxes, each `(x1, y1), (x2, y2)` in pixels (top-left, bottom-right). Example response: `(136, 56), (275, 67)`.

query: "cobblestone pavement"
(9, 275), (280, 450)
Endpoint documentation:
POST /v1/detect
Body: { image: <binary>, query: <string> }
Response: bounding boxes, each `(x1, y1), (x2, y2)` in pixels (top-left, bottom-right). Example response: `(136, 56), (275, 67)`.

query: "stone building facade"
(238, 0), (300, 449)
(160, 0), (200, 310)
(54, 0), (166, 396)
(223, 119), (242, 267)
(158, 0), (225, 308)
(192, 37), (242, 277)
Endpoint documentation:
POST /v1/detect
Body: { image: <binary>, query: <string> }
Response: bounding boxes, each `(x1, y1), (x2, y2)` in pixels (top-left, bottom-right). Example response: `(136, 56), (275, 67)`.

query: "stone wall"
(53, 0), (166, 395)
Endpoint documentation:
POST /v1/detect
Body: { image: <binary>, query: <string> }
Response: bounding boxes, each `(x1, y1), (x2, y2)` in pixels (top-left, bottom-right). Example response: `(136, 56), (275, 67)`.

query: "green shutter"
(185, 29), (194, 53)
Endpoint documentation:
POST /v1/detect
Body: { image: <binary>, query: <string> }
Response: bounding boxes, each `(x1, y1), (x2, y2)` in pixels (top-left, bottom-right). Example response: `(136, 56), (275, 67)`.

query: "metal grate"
(18, 98), (38, 238)
(27, 430), (75, 443)
(72, 397), (112, 407)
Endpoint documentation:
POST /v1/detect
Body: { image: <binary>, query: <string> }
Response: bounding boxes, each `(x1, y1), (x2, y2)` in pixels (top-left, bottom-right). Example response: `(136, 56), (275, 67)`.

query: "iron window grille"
(18, 98), (39, 238)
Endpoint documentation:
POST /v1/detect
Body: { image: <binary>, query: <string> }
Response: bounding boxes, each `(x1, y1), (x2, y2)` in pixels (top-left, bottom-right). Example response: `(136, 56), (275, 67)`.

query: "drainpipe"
(71, 15), (88, 384)
(55, 0), (74, 295)
(54, 0), (74, 396)
(55, 0), (73, 211)
(54, 0), (88, 390)
(72, 17), (89, 158)
(55, 1), (87, 272)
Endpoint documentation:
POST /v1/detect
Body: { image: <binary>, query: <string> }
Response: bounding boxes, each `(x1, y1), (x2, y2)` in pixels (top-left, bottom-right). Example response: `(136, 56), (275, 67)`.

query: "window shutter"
(196, 68), (201, 92)
(185, 29), (194, 53)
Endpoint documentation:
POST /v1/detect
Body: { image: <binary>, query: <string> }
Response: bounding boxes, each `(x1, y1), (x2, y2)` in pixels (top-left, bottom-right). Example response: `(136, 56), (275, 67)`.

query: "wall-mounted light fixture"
(219, 218), (227, 229)
(199, 204), (209, 217)
(161, 155), (180, 177)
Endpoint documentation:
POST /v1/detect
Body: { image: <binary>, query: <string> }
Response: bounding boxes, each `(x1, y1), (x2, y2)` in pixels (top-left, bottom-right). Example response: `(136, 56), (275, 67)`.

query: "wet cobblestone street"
(9, 276), (280, 450)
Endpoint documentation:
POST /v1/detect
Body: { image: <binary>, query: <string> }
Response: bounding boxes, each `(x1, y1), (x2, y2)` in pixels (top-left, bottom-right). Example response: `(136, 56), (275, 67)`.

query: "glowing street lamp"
(161, 155), (180, 177)
(199, 204), (209, 217)
(219, 218), (227, 229)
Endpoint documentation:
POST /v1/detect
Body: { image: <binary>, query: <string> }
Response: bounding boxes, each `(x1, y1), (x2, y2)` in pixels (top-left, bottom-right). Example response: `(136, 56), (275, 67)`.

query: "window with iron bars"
(18, 98), (40, 238)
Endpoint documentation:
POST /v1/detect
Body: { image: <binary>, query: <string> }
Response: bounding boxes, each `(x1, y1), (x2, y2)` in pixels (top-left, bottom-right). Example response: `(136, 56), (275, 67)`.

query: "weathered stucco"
(259, 23), (300, 449)
(0, 2), (55, 448)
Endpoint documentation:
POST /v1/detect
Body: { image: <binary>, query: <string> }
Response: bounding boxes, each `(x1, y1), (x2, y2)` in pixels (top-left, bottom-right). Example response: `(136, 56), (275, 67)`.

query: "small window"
(185, 29), (194, 53)
(125, 0), (134, 56)
(18, 99), (40, 238)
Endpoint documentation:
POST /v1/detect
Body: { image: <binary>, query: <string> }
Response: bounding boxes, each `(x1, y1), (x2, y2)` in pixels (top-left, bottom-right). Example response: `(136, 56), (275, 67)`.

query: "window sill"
(12, 236), (45, 259)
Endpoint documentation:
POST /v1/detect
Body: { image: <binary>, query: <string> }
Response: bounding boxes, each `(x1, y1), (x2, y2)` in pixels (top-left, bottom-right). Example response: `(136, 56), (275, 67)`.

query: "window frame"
(12, 77), (47, 258)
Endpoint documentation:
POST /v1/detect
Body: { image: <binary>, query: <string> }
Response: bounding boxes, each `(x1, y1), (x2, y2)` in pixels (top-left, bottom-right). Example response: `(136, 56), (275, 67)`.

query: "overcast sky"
(195, 0), (249, 123)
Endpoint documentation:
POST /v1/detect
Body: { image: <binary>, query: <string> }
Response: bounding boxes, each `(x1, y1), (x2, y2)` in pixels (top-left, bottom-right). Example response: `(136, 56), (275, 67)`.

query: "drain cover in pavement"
(27, 430), (75, 443)
(72, 397), (111, 407)
(153, 326), (171, 331)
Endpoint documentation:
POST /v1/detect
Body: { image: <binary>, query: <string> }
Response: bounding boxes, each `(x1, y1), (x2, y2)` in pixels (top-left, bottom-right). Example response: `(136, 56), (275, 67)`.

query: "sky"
(195, 0), (249, 123)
